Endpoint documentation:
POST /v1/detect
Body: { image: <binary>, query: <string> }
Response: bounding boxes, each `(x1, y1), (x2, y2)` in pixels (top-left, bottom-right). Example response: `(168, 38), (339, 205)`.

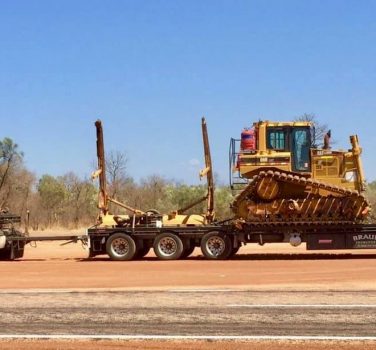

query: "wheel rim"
(158, 237), (177, 257)
(206, 236), (225, 257)
(111, 237), (130, 257)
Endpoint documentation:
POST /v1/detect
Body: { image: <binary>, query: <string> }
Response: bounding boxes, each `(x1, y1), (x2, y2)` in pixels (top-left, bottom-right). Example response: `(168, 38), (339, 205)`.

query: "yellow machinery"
(230, 120), (370, 224)
(92, 118), (215, 228)
(91, 120), (145, 228)
(162, 117), (215, 226)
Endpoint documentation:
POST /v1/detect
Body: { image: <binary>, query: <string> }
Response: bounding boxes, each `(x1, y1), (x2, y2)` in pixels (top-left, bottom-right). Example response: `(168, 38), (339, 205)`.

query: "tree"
(38, 175), (67, 226)
(7, 168), (35, 217)
(295, 113), (329, 147)
(0, 137), (24, 203)
(139, 175), (169, 211)
(214, 186), (233, 220)
(106, 150), (128, 198)
(61, 172), (97, 228)
(0, 138), (34, 218)
(165, 183), (207, 215)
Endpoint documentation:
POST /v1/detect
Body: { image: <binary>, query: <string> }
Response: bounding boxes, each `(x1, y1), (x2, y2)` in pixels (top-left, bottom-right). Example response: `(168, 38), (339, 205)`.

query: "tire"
(153, 232), (184, 260)
(180, 244), (196, 259)
(145, 209), (161, 215)
(106, 233), (136, 261)
(200, 232), (233, 260)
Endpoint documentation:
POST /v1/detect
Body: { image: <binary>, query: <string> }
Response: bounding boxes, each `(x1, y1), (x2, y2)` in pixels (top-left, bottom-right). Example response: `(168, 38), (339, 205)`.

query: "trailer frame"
(85, 220), (376, 261)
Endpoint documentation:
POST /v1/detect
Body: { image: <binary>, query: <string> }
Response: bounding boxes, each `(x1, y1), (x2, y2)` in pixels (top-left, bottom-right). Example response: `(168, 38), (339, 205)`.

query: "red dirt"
(0, 340), (375, 350)
(2, 240), (376, 350)
(1, 241), (376, 290)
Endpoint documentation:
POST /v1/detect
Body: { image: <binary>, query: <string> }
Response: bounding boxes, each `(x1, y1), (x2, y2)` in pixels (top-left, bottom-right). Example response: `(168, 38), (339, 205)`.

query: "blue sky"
(1, 0), (375, 184)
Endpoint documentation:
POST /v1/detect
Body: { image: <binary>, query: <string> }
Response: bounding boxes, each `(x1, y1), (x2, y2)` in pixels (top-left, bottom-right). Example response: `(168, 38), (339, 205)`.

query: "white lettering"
(353, 234), (376, 241)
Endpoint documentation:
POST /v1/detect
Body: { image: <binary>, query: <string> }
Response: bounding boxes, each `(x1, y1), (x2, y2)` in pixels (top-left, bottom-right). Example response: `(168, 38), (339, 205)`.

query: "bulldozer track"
(232, 170), (370, 225)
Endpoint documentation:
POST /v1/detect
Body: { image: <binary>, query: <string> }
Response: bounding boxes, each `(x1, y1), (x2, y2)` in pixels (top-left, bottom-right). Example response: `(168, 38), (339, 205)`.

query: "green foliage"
(109, 175), (233, 220)
(165, 184), (207, 215)
(366, 181), (376, 222)
(130, 175), (169, 213)
(0, 137), (27, 208)
(60, 172), (98, 228)
(367, 181), (376, 192)
(0, 137), (23, 163)
(38, 175), (67, 210)
(214, 187), (234, 220)
(35, 173), (98, 228)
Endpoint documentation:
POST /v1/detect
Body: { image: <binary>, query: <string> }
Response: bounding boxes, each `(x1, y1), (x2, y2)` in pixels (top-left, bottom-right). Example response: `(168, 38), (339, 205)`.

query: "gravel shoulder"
(1, 340), (376, 350)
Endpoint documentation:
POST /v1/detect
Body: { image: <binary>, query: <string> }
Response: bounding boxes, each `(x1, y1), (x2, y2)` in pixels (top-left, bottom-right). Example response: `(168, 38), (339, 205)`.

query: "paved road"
(1, 290), (376, 337)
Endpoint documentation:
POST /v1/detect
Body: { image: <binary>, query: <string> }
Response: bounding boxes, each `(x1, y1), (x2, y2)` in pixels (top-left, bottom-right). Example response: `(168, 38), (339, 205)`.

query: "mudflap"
(0, 247), (12, 260)
(0, 240), (25, 260)
(12, 240), (25, 259)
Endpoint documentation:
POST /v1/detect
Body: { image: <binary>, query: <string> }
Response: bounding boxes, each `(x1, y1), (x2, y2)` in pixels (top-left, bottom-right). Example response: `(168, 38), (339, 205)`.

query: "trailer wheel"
(200, 232), (233, 260)
(106, 233), (136, 261)
(153, 232), (184, 260)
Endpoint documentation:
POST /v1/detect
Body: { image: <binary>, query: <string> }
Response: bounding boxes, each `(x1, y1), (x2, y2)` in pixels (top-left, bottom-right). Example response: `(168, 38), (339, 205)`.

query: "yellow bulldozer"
(230, 120), (370, 225)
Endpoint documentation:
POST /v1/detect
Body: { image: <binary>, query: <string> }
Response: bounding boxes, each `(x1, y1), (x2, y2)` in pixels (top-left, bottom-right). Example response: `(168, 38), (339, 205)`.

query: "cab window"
(267, 128), (287, 150)
(292, 128), (311, 172)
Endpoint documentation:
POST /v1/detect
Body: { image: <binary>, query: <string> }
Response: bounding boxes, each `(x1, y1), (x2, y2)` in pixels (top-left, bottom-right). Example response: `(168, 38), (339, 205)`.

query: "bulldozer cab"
(229, 121), (312, 188)
(266, 124), (311, 173)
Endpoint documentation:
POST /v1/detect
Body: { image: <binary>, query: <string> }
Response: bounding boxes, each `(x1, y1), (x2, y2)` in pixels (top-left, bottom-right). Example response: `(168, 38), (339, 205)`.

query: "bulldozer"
(229, 120), (370, 225)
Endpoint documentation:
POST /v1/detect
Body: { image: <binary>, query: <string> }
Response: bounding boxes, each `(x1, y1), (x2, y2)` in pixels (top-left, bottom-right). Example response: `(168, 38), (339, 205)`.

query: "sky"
(1, 0), (376, 185)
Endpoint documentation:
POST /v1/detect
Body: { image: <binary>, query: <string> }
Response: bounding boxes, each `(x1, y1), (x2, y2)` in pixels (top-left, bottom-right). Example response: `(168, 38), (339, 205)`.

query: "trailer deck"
(85, 221), (376, 261)
(1, 222), (376, 261)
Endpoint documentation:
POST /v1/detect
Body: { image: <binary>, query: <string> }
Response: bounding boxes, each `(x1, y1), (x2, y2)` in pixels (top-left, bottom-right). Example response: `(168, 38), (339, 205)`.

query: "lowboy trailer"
(3, 214), (376, 261)
(86, 218), (376, 261)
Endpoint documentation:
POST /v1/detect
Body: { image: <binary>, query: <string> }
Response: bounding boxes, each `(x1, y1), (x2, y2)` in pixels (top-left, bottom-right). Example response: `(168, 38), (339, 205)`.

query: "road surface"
(1, 239), (376, 349)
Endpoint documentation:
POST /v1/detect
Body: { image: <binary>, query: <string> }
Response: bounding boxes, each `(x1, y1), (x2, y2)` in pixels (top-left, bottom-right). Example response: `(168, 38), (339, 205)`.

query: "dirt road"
(1, 241), (376, 290)
(1, 290), (376, 336)
(1, 339), (376, 350)
(1, 239), (376, 349)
